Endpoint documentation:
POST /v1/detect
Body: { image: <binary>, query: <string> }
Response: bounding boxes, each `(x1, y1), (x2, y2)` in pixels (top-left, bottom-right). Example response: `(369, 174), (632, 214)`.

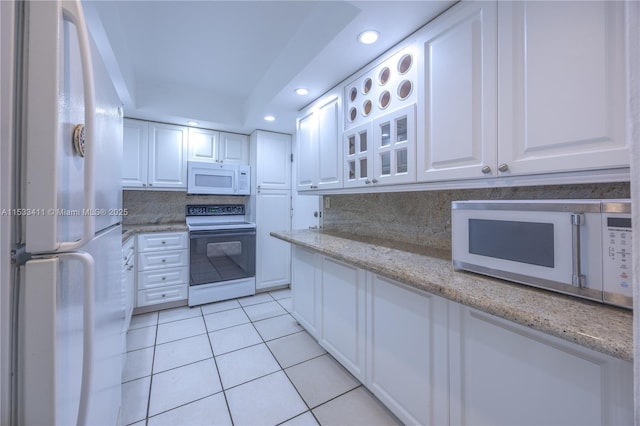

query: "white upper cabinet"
(417, 1), (498, 181)
(187, 127), (220, 162)
(219, 132), (249, 164)
(250, 130), (291, 190)
(342, 45), (419, 188)
(296, 92), (343, 191)
(188, 128), (249, 165)
(147, 123), (188, 189)
(123, 119), (188, 190)
(123, 119), (149, 188)
(497, 0), (629, 176)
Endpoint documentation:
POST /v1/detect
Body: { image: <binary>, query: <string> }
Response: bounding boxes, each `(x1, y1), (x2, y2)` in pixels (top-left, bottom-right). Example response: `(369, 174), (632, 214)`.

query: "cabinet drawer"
(137, 249), (188, 270)
(137, 266), (188, 290)
(137, 232), (188, 252)
(137, 284), (188, 307)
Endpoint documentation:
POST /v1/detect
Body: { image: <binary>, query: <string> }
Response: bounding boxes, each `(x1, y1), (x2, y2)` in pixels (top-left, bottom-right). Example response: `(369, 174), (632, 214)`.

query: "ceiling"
(83, 1), (456, 135)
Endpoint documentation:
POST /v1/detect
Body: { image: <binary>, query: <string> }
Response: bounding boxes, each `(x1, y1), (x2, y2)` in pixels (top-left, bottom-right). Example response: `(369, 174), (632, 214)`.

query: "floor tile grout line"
(144, 389), (227, 424)
(201, 300), (236, 426)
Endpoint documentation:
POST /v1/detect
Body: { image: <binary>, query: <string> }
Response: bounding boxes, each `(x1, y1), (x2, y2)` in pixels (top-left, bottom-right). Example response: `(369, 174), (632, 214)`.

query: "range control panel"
(602, 214), (632, 308)
(186, 204), (245, 217)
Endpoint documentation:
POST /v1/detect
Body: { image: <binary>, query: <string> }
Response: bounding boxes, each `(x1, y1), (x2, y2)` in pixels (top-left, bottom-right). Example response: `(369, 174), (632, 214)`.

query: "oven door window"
(190, 230), (256, 285)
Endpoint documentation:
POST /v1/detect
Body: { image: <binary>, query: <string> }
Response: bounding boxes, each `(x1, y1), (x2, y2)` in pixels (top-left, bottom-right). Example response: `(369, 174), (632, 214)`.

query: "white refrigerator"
(5, 1), (125, 424)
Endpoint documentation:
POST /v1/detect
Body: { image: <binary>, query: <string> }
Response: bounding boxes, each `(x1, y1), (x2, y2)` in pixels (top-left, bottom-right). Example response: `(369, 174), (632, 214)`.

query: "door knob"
(498, 163), (509, 173)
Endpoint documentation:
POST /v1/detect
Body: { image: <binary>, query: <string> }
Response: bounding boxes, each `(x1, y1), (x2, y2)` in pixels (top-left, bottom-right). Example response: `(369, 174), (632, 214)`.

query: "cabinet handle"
(372, 178), (378, 184)
(161, 276), (166, 280)
(142, 184), (147, 187)
(365, 179), (371, 184)
(310, 185), (318, 189)
(161, 241), (166, 244)
(161, 294), (166, 298)
(161, 259), (166, 263)
(498, 163), (509, 173)
(481, 165), (492, 174)
(148, 183), (153, 187)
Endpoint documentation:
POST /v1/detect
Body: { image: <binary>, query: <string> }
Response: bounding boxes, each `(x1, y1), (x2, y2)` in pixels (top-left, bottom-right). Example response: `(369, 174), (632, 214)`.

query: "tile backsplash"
(321, 182), (630, 251)
(123, 191), (246, 225)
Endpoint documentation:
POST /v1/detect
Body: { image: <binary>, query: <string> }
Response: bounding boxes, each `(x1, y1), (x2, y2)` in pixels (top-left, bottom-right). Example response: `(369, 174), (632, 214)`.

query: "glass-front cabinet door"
(372, 104), (416, 185)
(344, 123), (373, 187)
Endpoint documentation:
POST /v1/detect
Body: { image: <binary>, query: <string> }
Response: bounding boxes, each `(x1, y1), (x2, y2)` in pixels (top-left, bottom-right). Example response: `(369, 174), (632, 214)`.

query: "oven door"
(189, 228), (256, 286)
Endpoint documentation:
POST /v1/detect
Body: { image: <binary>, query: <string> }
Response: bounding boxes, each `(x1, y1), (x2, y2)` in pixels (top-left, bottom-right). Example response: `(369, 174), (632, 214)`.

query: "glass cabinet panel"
(359, 131), (368, 153)
(397, 117), (407, 142)
(349, 135), (356, 155)
(381, 152), (391, 176)
(381, 123), (391, 147)
(397, 149), (408, 174)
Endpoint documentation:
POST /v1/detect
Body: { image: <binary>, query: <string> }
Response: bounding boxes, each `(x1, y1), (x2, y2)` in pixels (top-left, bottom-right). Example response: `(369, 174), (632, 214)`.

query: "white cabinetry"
(290, 247), (633, 425)
(189, 128), (249, 164)
(417, 1), (497, 181)
(135, 232), (189, 307)
(448, 304), (633, 425)
(219, 132), (250, 164)
(366, 273), (448, 426)
(320, 256), (366, 381)
(497, 0), (629, 176)
(250, 130), (292, 291)
(417, 0), (629, 182)
(123, 119), (188, 190)
(297, 93), (343, 191)
(122, 237), (135, 341)
(291, 246), (320, 338)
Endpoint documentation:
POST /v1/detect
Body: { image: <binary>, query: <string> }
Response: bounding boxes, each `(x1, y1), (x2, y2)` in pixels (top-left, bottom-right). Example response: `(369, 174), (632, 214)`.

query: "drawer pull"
(161, 259), (166, 263)
(161, 276), (166, 281)
(161, 293), (166, 298)
(161, 241), (166, 245)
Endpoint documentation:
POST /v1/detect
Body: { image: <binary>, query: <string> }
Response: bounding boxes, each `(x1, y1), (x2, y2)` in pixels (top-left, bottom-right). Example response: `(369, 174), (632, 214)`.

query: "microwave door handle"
(571, 213), (586, 288)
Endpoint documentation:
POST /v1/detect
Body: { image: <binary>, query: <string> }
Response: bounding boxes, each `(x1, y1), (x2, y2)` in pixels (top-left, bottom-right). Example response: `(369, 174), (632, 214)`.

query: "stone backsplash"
(321, 182), (631, 252)
(122, 190), (247, 225)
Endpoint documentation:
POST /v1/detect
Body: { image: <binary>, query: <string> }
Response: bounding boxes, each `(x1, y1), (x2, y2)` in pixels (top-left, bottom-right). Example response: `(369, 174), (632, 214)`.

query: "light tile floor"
(122, 288), (401, 426)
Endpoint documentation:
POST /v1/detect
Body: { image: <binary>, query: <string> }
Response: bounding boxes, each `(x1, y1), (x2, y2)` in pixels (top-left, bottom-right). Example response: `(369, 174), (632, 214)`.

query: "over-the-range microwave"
(452, 199), (632, 309)
(187, 162), (250, 195)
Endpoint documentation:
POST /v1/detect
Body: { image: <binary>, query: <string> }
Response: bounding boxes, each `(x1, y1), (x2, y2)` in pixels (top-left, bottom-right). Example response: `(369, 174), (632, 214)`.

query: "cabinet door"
(498, 1), (629, 176)
(296, 110), (317, 190)
(417, 1), (498, 181)
(122, 119), (149, 188)
(255, 190), (291, 290)
(372, 103), (417, 185)
(188, 127), (220, 163)
(252, 131), (291, 190)
(316, 96), (342, 189)
(219, 132), (249, 164)
(291, 246), (320, 338)
(148, 123), (188, 189)
(366, 274), (449, 426)
(448, 305), (633, 426)
(320, 257), (366, 381)
(343, 123), (373, 188)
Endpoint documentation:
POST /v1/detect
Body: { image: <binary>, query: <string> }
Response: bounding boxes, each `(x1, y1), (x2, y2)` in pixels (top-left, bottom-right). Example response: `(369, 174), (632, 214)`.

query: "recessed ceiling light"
(187, 121), (198, 126)
(295, 88), (309, 96)
(264, 115), (275, 122)
(358, 30), (379, 45)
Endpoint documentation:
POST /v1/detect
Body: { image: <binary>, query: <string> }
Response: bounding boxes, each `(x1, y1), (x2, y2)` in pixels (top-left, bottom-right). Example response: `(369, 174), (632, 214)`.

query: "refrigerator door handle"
(59, 251), (95, 426)
(58, 0), (95, 252)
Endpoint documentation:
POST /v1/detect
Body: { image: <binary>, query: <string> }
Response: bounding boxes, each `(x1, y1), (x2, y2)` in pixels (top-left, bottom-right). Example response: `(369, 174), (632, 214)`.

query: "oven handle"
(189, 229), (256, 238)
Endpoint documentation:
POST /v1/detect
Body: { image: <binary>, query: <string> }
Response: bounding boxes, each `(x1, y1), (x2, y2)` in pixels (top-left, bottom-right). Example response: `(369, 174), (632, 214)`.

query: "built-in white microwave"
(187, 162), (250, 195)
(452, 199), (632, 309)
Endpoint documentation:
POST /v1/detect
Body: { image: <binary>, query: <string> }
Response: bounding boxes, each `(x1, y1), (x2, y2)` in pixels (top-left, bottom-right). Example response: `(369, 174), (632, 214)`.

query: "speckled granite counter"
(271, 229), (632, 361)
(122, 223), (188, 242)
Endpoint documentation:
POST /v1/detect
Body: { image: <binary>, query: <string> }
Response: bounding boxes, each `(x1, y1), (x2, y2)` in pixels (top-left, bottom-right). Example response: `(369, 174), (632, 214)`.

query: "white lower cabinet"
(320, 257), (366, 382)
(366, 274), (449, 426)
(448, 304), (633, 426)
(255, 189), (291, 291)
(290, 247), (633, 425)
(135, 231), (189, 307)
(291, 246), (320, 339)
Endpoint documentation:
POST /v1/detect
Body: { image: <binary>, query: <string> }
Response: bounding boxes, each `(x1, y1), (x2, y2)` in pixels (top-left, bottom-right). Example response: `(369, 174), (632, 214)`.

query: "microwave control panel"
(602, 214), (632, 308)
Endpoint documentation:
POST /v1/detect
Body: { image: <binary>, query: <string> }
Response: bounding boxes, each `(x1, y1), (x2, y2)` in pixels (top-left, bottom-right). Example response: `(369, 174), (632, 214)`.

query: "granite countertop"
(122, 223), (188, 242)
(271, 229), (633, 362)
